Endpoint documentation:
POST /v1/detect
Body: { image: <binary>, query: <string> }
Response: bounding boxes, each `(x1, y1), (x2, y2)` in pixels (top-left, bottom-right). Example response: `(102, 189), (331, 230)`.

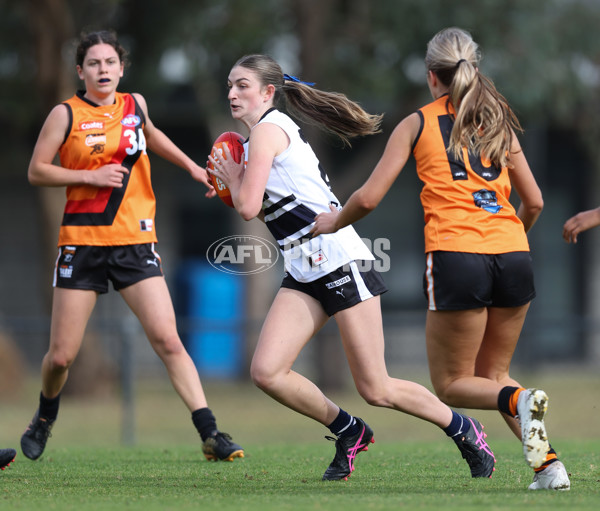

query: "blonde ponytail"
(425, 28), (522, 168)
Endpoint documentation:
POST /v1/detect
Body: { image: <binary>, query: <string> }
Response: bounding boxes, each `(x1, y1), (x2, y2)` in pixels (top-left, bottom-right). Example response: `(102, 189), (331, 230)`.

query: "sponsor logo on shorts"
(206, 235), (279, 275)
(325, 276), (351, 289)
(335, 288), (346, 299)
(146, 259), (159, 267)
(59, 265), (73, 278)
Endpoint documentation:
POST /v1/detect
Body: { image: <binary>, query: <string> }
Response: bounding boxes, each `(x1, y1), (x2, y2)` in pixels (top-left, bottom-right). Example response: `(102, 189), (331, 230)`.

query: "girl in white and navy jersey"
(208, 54), (496, 481)
(253, 108), (376, 305)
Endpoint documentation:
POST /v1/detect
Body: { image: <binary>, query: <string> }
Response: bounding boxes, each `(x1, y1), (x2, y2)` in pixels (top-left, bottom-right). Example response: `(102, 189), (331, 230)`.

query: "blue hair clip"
(283, 73), (315, 86)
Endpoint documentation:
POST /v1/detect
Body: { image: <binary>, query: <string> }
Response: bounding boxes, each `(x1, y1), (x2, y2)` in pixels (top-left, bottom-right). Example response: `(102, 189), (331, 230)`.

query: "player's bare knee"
(249, 365), (268, 390)
(432, 384), (456, 407)
(475, 369), (508, 383)
(47, 352), (74, 371)
(250, 363), (277, 392)
(153, 335), (184, 358)
(357, 386), (389, 407)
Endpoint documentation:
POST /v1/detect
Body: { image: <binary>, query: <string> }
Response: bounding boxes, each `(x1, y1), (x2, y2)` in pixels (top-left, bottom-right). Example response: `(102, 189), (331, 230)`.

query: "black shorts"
(281, 261), (388, 316)
(53, 243), (163, 294)
(423, 251), (536, 311)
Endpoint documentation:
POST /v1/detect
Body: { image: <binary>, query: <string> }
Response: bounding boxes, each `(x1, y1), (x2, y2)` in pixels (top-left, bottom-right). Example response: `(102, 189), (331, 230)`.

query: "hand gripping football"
(208, 131), (245, 208)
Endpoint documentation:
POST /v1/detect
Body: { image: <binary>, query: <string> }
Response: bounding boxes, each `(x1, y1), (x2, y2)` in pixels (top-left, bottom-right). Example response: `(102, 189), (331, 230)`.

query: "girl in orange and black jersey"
(311, 27), (569, 491)
(21, 30), (243, 464)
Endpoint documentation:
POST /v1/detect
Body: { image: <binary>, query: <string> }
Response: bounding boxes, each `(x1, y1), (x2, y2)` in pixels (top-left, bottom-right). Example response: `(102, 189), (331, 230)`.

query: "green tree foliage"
(4, 0), (600, 144)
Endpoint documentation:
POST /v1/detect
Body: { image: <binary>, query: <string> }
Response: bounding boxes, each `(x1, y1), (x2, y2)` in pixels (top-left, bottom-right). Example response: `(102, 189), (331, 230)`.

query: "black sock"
(443, 410), (470, 437)
(497, 386), (520, 416)
(192, 408), (217, 442)
(327, 408), (359, 438)
(39, 392), (60, 422)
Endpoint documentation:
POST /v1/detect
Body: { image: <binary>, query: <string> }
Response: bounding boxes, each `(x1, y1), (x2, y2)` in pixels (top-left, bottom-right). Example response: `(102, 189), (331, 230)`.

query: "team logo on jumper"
(90, 144), (105, 155)
(139, 219), (153, 232)
(86, 133), (106, 155)
(207, 235), (279, 275)
(121, 114), (141, 127)
(472, 189), (503, 214)
(80, 121), (104, 131)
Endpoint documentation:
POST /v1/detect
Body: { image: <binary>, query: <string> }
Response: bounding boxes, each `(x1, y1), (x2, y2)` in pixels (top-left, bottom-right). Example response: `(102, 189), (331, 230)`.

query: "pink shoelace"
(346, 426), (367, 473)
(467, 417), (495, 459)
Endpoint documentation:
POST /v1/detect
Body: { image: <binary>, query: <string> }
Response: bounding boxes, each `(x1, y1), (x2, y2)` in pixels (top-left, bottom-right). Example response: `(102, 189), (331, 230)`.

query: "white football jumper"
(246, 108), (373, 283)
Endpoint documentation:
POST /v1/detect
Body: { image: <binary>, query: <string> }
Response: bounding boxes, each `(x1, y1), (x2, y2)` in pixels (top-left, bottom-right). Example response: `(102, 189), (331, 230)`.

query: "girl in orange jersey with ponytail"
(311, 27), (569, 490)
(21, 30), (243, 463)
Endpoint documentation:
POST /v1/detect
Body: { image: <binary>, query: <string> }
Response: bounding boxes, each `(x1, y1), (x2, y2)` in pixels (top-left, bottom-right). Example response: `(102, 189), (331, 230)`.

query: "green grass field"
(1, 369), (599, 510)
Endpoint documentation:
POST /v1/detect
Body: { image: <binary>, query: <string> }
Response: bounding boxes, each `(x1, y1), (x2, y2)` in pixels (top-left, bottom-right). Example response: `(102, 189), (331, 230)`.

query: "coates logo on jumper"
(121, 114), (141, 127)
(206, 235), (279, 275)
(80, 121), (104, 131)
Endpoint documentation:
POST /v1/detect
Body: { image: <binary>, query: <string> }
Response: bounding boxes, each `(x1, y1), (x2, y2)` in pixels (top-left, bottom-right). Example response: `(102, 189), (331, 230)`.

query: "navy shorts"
(53, 243), (163, 294)
(281, 260), (388, 316)
(423, 251), (536, 311)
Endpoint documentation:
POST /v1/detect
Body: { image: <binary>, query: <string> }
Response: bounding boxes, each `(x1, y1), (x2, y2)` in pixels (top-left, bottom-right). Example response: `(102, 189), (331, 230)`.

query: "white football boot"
(517, 389), (550, 469)
(528, 461), (571, 491)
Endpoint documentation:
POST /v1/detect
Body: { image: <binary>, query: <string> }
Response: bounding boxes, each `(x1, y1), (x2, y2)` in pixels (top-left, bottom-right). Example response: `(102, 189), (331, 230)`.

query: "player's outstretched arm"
(563, 207), (600, 243)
